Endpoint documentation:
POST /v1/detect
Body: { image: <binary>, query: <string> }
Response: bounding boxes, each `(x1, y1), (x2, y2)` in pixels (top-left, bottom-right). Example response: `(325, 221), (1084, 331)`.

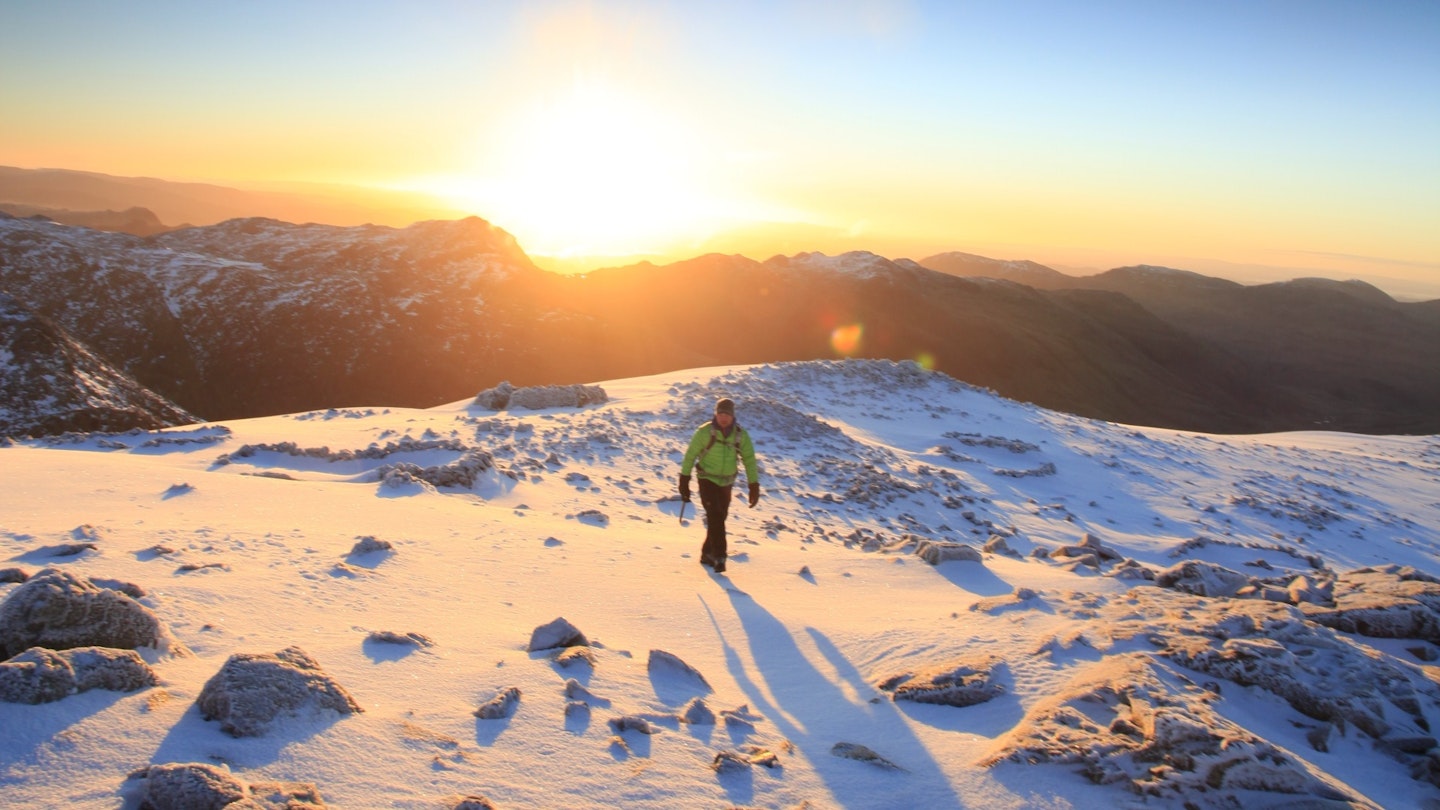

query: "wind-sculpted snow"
(969, 580), (1440, 803)
(3, 359), (1440, 808)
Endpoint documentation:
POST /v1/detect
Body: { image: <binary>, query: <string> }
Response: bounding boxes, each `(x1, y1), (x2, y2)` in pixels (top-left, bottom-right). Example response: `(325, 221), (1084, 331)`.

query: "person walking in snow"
(679, 397), (760, 573)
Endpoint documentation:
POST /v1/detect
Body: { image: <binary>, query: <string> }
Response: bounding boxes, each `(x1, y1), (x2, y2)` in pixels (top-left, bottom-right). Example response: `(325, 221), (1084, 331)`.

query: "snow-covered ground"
(2, 360), (1439, 809)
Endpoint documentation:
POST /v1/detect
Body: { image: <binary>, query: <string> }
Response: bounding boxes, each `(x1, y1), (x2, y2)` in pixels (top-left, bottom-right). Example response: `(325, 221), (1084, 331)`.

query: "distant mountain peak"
(1101, 265), (1240, 289)
(0, 202), (171, 236)
(770, 250), (901, 279)
(1266, 276), (1394, 305)
(919, 252), (1068, 285)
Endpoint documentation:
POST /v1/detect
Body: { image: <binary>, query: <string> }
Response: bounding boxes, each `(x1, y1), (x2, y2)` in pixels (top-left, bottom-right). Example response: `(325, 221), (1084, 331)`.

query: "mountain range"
(1, 191), (1437, 439)
(0, 165), (459, 231)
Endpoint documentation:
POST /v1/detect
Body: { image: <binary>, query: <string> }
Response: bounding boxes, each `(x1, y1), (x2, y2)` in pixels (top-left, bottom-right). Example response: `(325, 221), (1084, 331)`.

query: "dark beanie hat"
(715, 398), (735, 415)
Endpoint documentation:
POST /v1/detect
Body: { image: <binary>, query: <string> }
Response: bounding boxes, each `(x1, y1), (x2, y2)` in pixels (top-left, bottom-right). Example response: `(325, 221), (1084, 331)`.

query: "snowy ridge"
(2, 359), (1440, 808)
(0, 290), (195, 436)
(770, 251), (920, 281)
(155, 216), (531, 283)
(0, 214), (551, 422)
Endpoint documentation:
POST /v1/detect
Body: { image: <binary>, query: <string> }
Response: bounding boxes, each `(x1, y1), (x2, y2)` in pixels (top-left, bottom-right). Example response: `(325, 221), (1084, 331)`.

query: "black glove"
(678, 474), (691, 502)
(748, 482), (761, 508)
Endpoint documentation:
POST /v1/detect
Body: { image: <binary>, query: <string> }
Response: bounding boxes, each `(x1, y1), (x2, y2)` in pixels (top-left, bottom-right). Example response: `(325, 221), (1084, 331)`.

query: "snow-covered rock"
(1155, 559), (1253, 598)
(0, 569), (179, 658)
(195, 646), (362, 737)
(474, 381), (609, 410)
(473, 686), (521, 720)
(0, 645), (157, 704)
(876, 655), (1006, 707)
(914, 539), (983, 565)
(527, 617), (588, 652)
(984, 652), (1366, 804)
(130, 762), (326, 810)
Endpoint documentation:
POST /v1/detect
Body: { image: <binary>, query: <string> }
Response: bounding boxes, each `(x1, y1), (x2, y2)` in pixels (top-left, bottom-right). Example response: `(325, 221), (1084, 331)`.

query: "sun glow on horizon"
(405, 78), (760, 261)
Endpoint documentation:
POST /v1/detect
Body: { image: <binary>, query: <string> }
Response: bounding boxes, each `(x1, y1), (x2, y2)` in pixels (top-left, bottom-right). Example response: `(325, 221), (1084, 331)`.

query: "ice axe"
(679, 499), (688, 525)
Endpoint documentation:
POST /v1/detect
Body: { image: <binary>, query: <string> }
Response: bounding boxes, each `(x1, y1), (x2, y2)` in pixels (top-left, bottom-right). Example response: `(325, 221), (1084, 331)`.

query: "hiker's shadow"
(926, 559), (1014, 596)
(712, 590), (967, 808)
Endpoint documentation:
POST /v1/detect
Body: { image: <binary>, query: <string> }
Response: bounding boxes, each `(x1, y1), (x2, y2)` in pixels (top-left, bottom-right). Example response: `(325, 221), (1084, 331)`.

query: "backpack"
(695, 423), (744, 482)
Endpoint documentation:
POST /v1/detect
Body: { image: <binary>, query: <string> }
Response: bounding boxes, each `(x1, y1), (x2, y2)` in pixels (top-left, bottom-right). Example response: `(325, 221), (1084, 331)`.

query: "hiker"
(678, 397), (760, 573)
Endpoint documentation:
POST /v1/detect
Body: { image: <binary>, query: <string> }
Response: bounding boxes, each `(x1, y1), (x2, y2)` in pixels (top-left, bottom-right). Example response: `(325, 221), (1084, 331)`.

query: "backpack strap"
(697, 423), (743, 464)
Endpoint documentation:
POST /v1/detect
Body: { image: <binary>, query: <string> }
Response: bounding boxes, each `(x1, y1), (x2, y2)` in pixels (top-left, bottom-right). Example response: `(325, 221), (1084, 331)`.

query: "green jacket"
(681, 420), (759, 487)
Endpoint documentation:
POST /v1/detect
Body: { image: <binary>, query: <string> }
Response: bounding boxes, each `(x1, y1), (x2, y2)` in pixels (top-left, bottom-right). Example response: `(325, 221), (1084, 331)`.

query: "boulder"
(448, 797), (497, 810)
(876, 655), (1005, 708)
(647, 649), (711, 691)
(0, 645), (157, 704)
(1155, 560), (1251, 598)
(0, 569), (177, 658)
(196, 646), (361, 737)
(914, 540), (982, 565)
(473, 686), (521, 719)
(527, 617), (588, 652)
(134, 762), (326, 809)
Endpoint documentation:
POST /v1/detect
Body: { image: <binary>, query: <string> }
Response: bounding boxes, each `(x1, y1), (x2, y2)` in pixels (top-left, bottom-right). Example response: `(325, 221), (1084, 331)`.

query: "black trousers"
(698, 478), (733, 561)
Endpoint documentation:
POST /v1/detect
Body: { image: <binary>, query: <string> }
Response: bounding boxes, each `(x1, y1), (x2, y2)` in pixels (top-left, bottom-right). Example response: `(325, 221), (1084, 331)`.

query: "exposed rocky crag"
(0, 290), (195, 436)
(6, 213), (1437, 437)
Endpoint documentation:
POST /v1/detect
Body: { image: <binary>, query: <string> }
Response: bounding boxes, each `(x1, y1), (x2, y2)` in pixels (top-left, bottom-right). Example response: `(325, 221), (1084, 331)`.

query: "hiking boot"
(712, 557), (726, 573)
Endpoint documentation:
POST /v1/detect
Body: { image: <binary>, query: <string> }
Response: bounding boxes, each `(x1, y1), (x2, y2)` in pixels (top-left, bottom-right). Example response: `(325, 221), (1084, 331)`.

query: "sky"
(2, 1), (1438, 294)
(4, 360), (1440, 808)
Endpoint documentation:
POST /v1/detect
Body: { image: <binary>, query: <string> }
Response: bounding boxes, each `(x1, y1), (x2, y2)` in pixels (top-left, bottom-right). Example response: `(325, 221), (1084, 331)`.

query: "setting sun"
(418, 79), (728, 261)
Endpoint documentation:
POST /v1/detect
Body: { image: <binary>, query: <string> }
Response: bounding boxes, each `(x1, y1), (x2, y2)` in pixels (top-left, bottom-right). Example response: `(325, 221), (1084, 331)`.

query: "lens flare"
(830, 323), (863, 356)
(915, 352), (936, 370)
